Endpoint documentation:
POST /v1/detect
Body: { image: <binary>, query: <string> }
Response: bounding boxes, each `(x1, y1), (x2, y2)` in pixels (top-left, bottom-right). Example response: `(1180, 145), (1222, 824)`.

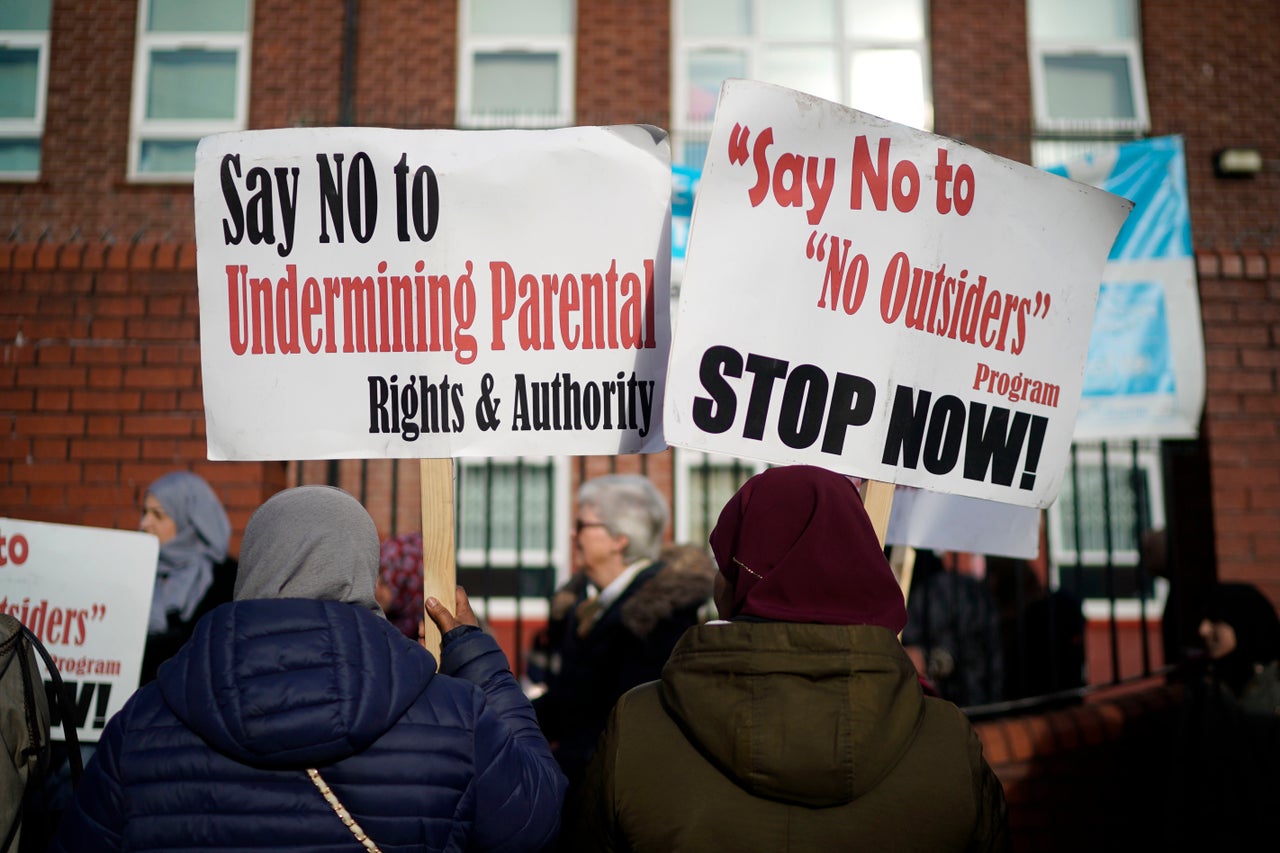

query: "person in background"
(901, 548), (1005, 707)
(1141, 525), (1210, 669)
(2, 613), (52, 853)
(52, 485), (566, 852)
(1140, 526), (1182, 667)
(376, 531), (425, 641)
(986, 555), (1085, 701)
(138, 471), (234, 685)
(39, 472), (232, 839)
(1173, 582), (1280, 847)
(532, 474), (715, 794)
(1195, 582), (1280, 716)
(571, 465), (1010, 851)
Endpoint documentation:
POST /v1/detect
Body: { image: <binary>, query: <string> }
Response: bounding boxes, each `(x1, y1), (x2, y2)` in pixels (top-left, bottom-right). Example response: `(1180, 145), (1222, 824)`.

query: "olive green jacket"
(570, 621), (1010, 852)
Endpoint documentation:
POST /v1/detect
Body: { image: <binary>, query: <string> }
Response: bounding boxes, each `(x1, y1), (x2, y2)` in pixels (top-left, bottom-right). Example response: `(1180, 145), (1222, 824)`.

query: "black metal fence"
(295, 437), (1195, 712)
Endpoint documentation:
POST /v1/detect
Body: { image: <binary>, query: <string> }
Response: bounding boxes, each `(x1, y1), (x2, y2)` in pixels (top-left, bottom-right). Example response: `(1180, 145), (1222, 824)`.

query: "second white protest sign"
(664, 80), (1132, 509)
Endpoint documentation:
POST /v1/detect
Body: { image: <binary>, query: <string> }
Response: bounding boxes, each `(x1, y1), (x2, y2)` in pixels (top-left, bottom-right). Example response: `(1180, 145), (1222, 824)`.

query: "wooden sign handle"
(859, 479), (914, 633)
(858, 478), (895, 550)
(419, 458), (458, 665)
(859, 478), (913, 603)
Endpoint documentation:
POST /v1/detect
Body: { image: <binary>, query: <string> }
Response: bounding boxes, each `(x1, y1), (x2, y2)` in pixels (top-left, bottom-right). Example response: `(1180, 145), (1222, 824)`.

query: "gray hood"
(233, 485), (383, 616)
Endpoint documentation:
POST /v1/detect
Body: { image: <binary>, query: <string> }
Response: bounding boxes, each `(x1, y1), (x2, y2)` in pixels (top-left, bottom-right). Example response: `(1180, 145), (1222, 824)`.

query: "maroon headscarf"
(709, 465), (907, 632)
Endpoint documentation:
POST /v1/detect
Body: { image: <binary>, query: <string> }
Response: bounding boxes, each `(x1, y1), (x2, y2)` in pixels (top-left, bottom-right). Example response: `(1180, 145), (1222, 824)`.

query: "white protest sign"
(665, 80), (1133, 508)
(0, 517), (157, 743)
(195, 126), (672, 461)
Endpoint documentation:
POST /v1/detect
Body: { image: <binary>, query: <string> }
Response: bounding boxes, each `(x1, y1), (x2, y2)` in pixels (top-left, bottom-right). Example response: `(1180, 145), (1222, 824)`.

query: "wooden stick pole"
(889, 544), (917, 605)
(859, 478), (912, 606)
(858, 479), (896, 550)
(419, 458), (458, 665)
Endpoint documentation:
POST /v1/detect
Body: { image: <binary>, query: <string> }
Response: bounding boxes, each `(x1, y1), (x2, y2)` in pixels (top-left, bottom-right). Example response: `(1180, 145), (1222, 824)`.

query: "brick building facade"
(4, 0), (1276, 597)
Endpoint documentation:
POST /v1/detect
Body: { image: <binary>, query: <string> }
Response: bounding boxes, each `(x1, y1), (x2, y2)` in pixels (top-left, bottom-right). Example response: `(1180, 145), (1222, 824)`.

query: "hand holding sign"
(195, 125), (674, 661)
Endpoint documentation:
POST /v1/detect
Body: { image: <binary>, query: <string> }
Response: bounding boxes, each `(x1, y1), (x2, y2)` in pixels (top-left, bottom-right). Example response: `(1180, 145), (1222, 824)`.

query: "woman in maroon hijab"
(571, 465), (1010, 852)
(707, 464), (908, 628)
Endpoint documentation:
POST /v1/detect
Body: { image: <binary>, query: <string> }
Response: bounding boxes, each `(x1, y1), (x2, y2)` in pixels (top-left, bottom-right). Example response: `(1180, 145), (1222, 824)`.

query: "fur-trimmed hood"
(620, 544), (717, 638)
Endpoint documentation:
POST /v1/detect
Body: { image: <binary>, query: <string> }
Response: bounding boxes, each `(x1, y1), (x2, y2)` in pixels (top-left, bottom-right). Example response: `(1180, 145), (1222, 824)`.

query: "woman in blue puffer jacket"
(53, 485), (567, 852)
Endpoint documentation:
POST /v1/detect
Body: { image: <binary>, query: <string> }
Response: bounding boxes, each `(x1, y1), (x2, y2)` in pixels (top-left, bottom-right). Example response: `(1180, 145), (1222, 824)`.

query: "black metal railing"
(291, 437), (1194, 710)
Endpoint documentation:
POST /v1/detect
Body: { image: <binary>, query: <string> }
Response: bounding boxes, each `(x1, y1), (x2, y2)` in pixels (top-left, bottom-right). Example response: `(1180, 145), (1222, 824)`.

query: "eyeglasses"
(575, 519), (609, 534)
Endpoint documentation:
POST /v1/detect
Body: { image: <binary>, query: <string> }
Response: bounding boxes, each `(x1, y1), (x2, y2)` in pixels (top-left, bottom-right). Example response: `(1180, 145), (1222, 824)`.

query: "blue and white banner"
(1046, 136), (1205, 440)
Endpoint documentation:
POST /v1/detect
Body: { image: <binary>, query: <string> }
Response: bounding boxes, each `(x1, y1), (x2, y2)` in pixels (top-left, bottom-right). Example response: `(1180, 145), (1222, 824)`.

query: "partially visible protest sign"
(664, 80), (1133, 509)
(194, 125), (673, 461)
(883, 139), (1199, 562)
(0, 517), (157, 743)
(885, 488), (1041, 560)
(1046, 135), (1204, 440)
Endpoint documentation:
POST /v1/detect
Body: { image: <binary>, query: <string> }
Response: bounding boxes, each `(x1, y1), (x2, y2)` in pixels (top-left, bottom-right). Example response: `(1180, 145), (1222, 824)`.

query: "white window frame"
(456, 0), (575, 129)
(454, 455), (570, 620)
(670, 0), (932, 170)
(1027, 0), (1149, 135)
(0, 14), (51, 181)
(1046, 439), (1166, 618)
(673, 448), (768, 546)
(128, 0), (253, 182)
(1031, 138), (1123, 172)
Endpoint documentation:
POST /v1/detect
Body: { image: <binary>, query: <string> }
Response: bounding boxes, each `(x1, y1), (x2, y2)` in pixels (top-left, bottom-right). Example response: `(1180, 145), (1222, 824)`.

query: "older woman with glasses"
(530, 474), (715, 797)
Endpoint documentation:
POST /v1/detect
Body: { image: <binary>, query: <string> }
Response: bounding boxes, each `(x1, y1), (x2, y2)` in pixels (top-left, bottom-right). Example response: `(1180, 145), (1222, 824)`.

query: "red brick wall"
(932, 1), (1280, 254)
(1084, 618), (1167, 684)
(1143, 0), (1280, 251)
(577, 0), (670, 127)
(249, 0), (346, 129)
(346, 0), (457, 128)
(0, 242), (284, 552)
(1197, 251), (1280, 606)
(16, 0), (179, 243)
(930, 0), (1033, 163)
(975, 680), (1183, 852)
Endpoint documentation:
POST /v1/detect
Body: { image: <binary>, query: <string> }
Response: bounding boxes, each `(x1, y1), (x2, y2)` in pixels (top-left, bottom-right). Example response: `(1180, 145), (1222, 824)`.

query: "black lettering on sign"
(691, 346), (875, 453)
(880, 384), (1049, 490)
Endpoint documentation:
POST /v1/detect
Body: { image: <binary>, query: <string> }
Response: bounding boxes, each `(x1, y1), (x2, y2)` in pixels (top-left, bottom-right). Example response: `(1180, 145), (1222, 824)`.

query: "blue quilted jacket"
(52, 599), (566, 852)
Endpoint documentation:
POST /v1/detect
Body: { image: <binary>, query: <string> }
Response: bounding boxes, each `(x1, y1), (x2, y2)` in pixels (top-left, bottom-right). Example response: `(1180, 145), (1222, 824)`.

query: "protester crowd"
(11, 464), (1280, 851)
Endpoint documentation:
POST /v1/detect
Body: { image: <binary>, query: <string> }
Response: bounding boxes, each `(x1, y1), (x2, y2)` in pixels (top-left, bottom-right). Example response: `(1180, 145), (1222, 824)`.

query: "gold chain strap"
(306, 768), (383, 853)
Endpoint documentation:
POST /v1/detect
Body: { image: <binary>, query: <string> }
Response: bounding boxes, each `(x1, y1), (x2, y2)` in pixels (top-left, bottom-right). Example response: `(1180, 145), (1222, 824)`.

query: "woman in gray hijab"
(138, 470), (232, 683)
(54, 485), (566, 852)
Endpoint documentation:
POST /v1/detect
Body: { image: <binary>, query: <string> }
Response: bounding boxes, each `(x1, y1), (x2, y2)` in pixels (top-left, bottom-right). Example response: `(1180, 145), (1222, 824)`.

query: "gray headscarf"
(233, 485), (382, 614)
(147, 472), (231, 634)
